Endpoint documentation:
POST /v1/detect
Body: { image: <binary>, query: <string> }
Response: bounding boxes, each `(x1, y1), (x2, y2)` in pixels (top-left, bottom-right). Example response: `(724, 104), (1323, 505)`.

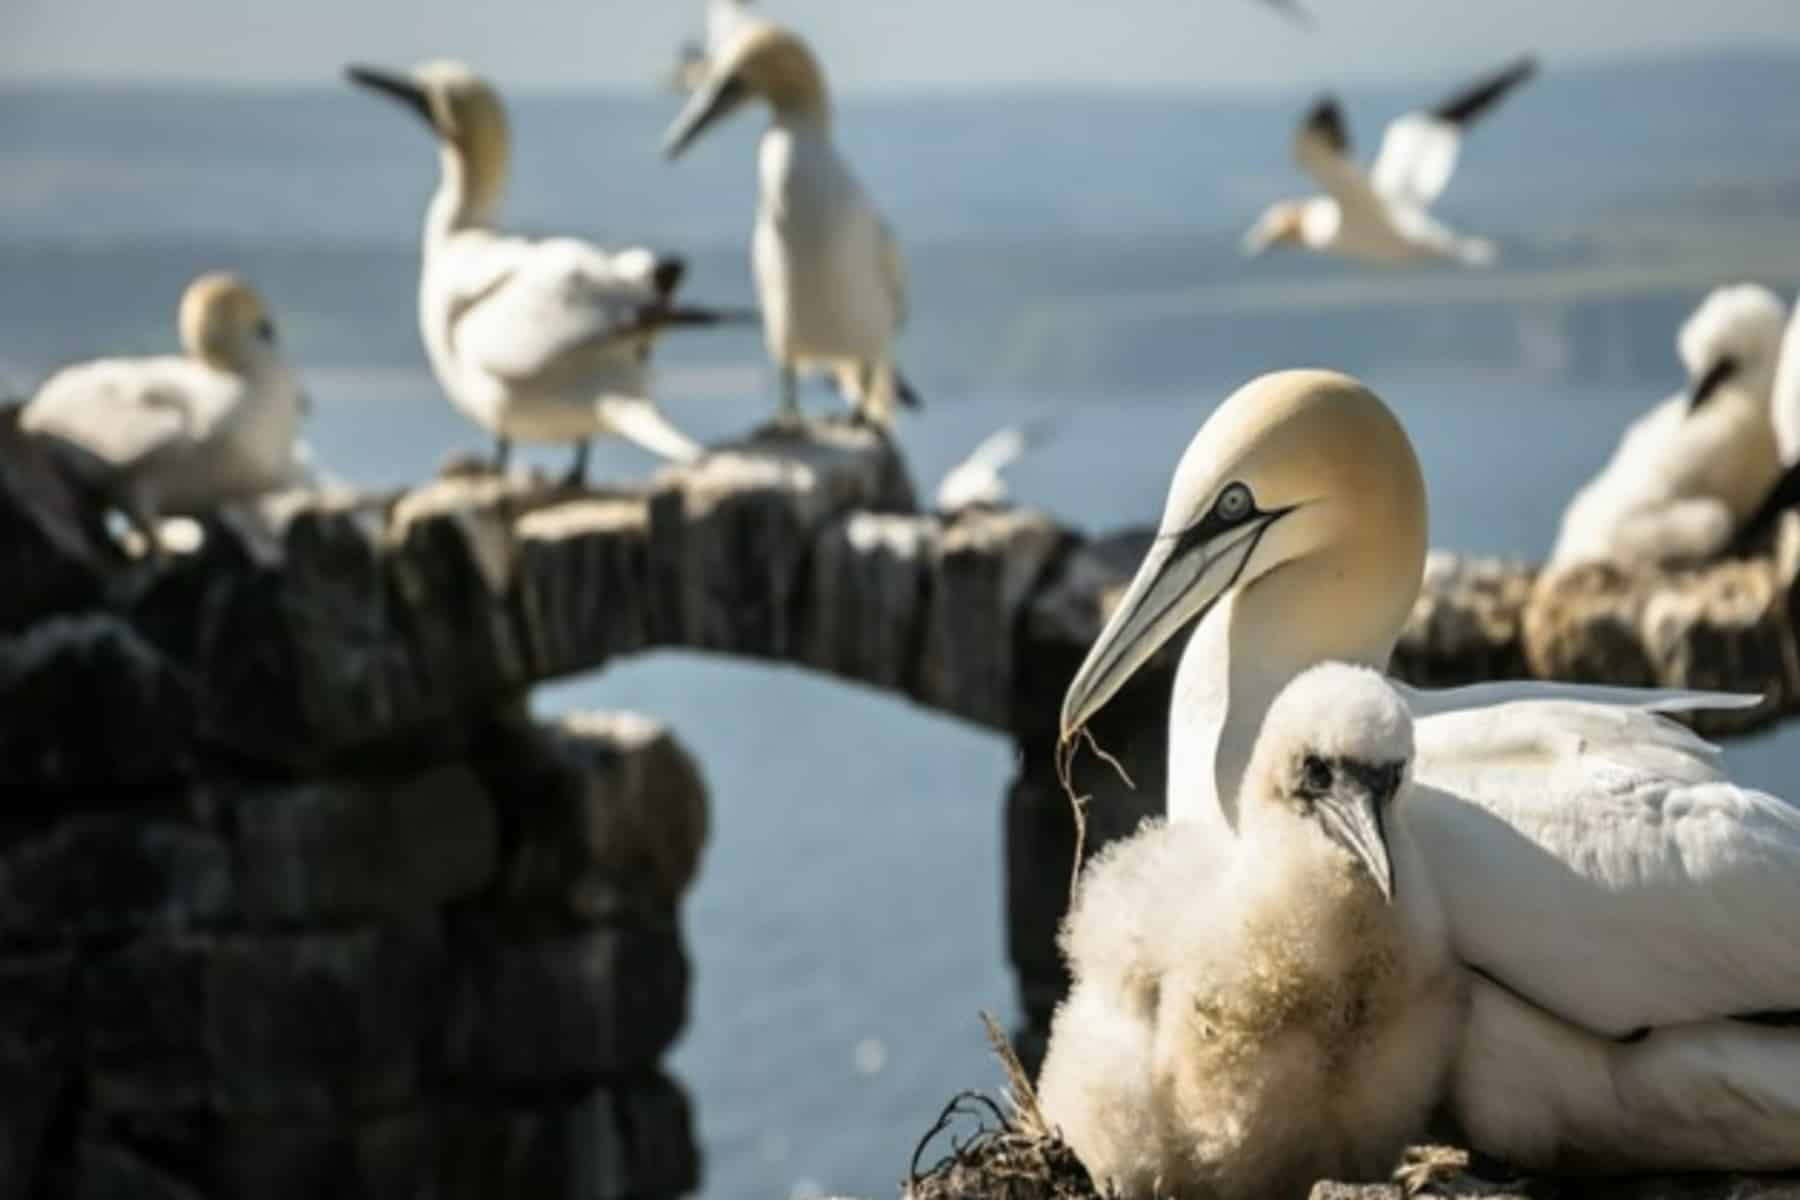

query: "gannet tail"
(599, 396), (703, 464)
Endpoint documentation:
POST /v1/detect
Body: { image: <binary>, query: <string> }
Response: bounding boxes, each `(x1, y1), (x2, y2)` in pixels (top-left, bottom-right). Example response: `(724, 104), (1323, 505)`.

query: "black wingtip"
(896, 370), (923, 411)
(652, 257), (688, 300)
(1433, 54), (1541, 126)
(1302, 96), (1350, 154)
(1726, 458), (1800, 558)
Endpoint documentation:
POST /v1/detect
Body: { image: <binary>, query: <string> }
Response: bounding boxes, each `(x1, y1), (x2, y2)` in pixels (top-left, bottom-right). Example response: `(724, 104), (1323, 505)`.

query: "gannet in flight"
(661, 19), (921, 429)
(1549, 284), (1788, 569)
(1038, 663), (1461, 1200)
(1059, 369), (1800, 1171)
(1244, 56), (1538, 266)
(348, 60), (731, 481)
(935, 417), (1056, 515)
(667, 0), (757, 95)
(22, 272), (308, 556)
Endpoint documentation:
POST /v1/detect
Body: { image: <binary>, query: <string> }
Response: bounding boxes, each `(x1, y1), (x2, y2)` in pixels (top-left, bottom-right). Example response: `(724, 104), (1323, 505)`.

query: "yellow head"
(1242, 200), (1308, 257)
(662, 21), (830, 159)
(1061, 370), (1428, 740)
(178, 272), (280, 373)
(346, 59), (511, 221)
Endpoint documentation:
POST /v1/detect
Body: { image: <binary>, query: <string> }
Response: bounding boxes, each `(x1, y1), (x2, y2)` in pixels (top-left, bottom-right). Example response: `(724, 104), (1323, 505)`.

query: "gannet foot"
(1392, 1145), (1476, 1196)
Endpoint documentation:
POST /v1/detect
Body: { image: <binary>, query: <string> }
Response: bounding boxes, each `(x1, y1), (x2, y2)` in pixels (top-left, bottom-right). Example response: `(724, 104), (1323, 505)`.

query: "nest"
(903, 1015), (1108, 1200)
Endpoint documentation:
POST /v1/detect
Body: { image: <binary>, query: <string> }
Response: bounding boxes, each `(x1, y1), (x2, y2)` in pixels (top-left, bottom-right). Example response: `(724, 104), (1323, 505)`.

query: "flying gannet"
(1244, 56), (1537, 267)
(22, 272), (308, 557)
(661, 19), (921, 429)
(1058, 369), (1800, 1171)
(348, 60), (732, 482)
(668, 0), (757, 95)
(935, 417), (1057, 515)
(1549, 284), (1788, 569)
(1038, 663), (1461, 1200)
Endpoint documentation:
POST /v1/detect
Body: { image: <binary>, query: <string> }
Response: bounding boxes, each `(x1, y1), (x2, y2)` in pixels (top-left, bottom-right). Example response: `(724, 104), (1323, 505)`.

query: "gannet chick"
(22, 272), (307, 556)
(662, 19), (920, 429)
(935, 417), (1056, 515)
(349, 59), (723, 481)
(1244, 57), (1536, 267)
(1039, 664), (1461, 1200)
(1549, 283), (1787, 569)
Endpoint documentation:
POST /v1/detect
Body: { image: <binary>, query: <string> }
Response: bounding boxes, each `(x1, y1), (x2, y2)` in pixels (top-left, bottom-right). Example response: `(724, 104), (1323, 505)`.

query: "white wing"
(25, 358), (237, 470)
(598, 396), (701, 464)
(935, 419), (1057, 513)
(1369, 113), (1462, 210)
(1291, 98), (1390, 224)
(1405, 693), (1800, 1038)
(443, 232), (666, 392)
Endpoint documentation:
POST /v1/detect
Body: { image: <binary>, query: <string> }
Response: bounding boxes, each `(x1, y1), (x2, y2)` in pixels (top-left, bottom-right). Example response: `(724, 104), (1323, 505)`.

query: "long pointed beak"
(662, 74), (749, 160)
(345, 65), (434, 130)
(1317, 769), (1399, 903)
(1687, 356), (1738, 413)
(1059, 514), (1284, 742)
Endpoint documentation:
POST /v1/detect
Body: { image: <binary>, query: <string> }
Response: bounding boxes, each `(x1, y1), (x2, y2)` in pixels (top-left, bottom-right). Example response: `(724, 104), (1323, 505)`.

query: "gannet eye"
(1215, 483), (1253, 523)
(256, 318), (277, 344)
(1301, 754), (1333, 794)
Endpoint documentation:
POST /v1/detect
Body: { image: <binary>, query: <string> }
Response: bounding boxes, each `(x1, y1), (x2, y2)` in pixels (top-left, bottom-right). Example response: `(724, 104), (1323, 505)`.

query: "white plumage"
(1549, 284), (1789, 569)
(349, 60), (710, 481)
(22, 271), (308, 553)
(1244, 57), (1536, 267)
(1039, 663), (1462, 1200)
(1059, 369), (1800, 1172)
(663, 20), (918, 428)
(668, 0), (757, 95)
(935, 418), (1056, 514)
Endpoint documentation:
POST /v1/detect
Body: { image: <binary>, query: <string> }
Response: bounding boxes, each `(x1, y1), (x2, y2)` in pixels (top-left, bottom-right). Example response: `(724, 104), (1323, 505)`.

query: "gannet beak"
(1687, 356), (1738, 413)
(1316, 762), (1401, 903)
(345, 65), (434, 130)
(1060, 510), (1289, 741)
(662, 74), (750, 160)
(1242, 226), (1276, 259)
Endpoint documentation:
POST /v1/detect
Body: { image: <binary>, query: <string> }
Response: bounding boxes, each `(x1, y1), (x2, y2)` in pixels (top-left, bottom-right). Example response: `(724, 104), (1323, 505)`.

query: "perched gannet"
(22, 272), (308, 554)
(661, 19), (920, 428)
(935, 418), (1056, 515)
(668, 0), (756, 95)
(348, 60), (727, 481)
(1244, 57), (1537, 266)
(1549, 284), (1788, 569)
(1059, 369), (1800, 1170)
(1730, 296), (1800, 552)
(1038, 664), (1461, 1200)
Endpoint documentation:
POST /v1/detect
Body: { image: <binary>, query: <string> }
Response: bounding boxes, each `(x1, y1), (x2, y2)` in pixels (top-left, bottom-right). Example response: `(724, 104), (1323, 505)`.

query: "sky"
(9, 0), (1800, 92)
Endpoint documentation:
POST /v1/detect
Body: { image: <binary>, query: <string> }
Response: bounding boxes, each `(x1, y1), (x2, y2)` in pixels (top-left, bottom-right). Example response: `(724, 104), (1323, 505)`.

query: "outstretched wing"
(1292, 97), (1387, 218)
(1373, 57), (1536, 209)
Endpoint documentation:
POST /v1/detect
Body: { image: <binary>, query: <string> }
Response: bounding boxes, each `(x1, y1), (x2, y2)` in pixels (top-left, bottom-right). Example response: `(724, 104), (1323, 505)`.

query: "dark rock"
(0, 953), (77, 1200)
(229, 765), (496, 925)
(512, 496), (654, 677)
(73, 1139), (208, 1200)
(439, 919), (688, 1085)
(84, 923), (445, 1115)
(0, 406), (113, 635)
(801, 510), (931, 695)
(440, 1073), (699, 1200)
(0, 818), (231, 941)
(0, 615), (194, 790)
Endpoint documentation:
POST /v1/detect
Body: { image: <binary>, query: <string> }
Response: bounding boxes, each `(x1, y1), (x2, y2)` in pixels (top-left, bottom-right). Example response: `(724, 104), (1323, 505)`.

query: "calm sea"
(5, 72), (1800, 1198)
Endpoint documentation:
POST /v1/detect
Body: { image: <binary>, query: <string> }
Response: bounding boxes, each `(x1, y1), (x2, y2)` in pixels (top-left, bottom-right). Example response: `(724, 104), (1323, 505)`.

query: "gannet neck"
(426, 141), (504, 239)
(177, 272), (277, 376)
(743, 26), (832, 129)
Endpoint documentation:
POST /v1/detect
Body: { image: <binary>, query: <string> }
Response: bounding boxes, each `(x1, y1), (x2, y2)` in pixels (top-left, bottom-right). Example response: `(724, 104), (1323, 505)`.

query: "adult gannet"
(667, 0), (757, 95)
(1243, 56), (1537, 267)
(935, 418), (1056, 515)
(22, 272), (308, 556)
(1058, 369), (1800, 1170)
(1038, 664), (1461, 1200)
(348, 60), (726, 481)
(1549, 284), (1788, 569)
(661, 19), (921, 428)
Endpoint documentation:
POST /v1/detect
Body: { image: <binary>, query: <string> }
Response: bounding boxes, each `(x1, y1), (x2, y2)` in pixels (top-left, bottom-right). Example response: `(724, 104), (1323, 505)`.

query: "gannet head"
(178, 272), (282, 374)
(1060, 369), (1427, 742)
(1244, 662), (1413, 902)
(1678, 283), (1788, 413)
(662, 22), (829, 159)
(346, 59), (510, 222)
(1242, 201), (1308, 257)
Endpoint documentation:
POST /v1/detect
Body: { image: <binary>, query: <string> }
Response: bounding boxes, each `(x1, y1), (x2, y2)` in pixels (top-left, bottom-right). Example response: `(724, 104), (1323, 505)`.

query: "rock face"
(5, 414), (1800, 1198)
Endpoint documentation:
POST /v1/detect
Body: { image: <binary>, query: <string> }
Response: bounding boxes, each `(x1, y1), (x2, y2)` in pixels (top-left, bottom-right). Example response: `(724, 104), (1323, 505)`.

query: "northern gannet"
(1059, 369), (1800, 1170)
(1244, 57), (1538, 267)
(935, 418), (1056, 515)
(1038, 663), (1461, 1200)
(1549, 284), (1788, 569)
(22, 272), (308, 555)
(661, 19), (921, 429)
(348, 60), (729, 481)
(1729, 295), (1800, 552)
(667, 0), (757, 95)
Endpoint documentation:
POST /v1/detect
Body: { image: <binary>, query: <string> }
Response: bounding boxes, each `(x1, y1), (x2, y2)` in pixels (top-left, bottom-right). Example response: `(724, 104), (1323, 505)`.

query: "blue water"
(7, 70), (1800, 1198)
